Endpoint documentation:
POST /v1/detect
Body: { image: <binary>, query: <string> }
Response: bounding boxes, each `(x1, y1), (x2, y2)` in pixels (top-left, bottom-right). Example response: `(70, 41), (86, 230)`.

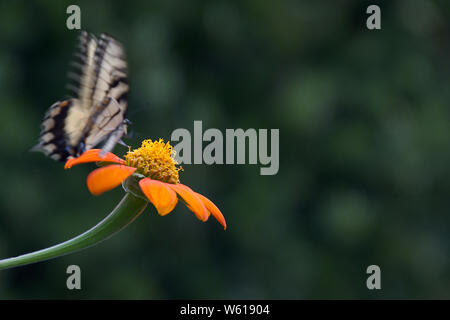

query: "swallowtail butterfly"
(32, 31), (129, 161)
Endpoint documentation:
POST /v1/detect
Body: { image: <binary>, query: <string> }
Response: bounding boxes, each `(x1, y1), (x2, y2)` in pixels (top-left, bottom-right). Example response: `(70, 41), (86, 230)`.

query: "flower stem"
(0, 193), (148, 270)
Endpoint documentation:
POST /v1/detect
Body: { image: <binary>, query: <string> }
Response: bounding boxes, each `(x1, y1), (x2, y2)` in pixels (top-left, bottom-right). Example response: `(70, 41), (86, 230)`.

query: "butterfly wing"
(31, 99), (73, 161)
(66, 32), (129, 153)
(32, 31), (129, 162)
(84, 97), (127, 150)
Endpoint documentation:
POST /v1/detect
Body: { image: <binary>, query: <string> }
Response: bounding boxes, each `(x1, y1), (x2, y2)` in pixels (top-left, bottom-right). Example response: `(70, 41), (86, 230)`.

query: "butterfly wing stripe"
(99, 122), (127, 157)
(90, 34), (128, 106)
(107, 81), (128, 110)
(84, 98), (126, 150)
(76, 32), (98, 111)
(98, 108), (121, 130)
(31, 100), (73, 161)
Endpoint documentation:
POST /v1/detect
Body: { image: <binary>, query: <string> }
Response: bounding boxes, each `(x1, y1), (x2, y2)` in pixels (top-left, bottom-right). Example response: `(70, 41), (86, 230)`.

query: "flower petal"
(87, 165), (136, 196)
(195, 193), (227, 230)
(65, 149), (125, 169)
(139, 178), (178, 216)
(169, 184), (209, 222)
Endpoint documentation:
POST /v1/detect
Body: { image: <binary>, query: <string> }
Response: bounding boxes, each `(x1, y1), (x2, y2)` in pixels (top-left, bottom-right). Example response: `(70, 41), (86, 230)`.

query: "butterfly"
(32, 31), (129, 161)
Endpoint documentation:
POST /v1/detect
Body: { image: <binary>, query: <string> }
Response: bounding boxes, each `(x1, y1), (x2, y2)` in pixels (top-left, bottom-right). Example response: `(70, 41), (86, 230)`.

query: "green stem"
(0, 193), (148, 270)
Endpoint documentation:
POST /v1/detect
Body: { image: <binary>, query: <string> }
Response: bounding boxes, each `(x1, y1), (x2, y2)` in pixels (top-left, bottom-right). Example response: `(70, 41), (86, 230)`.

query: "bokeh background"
(1, 0), (450, 299)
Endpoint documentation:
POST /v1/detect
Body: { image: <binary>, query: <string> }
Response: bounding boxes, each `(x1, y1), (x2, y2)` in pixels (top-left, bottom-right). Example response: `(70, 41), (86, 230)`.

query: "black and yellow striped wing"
(32, 31), (129, 161)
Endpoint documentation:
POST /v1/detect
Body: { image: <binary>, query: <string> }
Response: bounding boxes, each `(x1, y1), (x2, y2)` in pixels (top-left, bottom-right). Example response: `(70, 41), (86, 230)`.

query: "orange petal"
(65, 149), (125, 169)
(195, 193), (227, 230)
(87, 165), (136, 196)
(169, 184), (209, 222)
(139, 178), (178, 216)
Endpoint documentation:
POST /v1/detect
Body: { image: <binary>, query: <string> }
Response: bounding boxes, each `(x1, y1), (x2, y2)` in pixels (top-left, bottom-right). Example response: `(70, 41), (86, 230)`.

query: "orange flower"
(65, 139), (226, 229)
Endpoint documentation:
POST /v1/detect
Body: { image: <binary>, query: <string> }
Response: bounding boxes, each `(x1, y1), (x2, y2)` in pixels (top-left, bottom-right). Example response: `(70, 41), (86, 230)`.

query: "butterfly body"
(33, 31), (129, 162)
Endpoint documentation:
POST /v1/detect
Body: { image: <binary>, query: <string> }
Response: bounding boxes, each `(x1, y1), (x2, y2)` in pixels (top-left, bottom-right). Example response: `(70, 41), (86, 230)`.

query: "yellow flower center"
(124, 139), (182, 184)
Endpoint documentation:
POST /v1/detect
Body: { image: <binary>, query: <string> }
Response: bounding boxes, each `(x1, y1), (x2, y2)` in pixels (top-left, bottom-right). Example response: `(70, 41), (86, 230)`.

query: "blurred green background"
(1, 0), (450, 299)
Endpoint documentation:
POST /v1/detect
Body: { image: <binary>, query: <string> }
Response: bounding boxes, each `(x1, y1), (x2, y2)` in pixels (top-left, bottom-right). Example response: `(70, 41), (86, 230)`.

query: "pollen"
(124, 139), (182, 184)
